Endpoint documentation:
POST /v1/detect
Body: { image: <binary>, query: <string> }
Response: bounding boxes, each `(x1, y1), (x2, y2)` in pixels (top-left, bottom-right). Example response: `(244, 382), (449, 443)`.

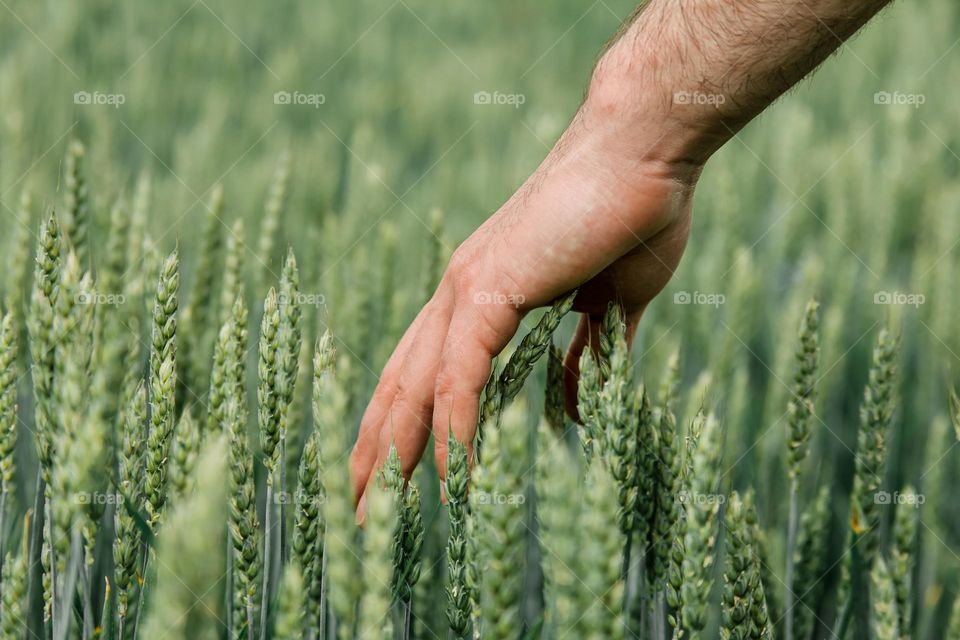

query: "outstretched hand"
(349, 78), (703, 513)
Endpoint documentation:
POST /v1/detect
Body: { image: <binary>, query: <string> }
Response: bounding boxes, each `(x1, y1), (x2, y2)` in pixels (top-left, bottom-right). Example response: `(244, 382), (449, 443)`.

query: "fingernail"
(439, 482), (448, 505)
(355, 493), (367, 526)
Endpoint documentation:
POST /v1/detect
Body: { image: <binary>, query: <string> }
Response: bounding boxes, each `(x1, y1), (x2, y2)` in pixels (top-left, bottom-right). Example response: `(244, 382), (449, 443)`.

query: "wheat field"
(0, 1), (959, 639)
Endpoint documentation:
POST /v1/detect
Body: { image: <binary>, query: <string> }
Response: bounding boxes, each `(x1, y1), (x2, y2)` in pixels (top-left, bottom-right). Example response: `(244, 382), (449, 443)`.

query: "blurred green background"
(2, 1), (960, 636)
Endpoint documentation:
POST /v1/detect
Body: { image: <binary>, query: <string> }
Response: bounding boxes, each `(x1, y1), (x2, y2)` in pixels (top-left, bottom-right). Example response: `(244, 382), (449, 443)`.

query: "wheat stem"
(785, 477), (800, 640)
(260, 482), (274, 640)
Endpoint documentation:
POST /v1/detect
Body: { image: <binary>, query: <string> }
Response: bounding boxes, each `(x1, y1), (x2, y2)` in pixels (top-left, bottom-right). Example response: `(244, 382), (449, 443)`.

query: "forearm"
(584, 0), (893, 167)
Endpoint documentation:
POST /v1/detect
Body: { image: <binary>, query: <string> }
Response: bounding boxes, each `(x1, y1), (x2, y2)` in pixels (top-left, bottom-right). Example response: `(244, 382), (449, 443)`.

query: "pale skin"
(350, 0), (893, 511)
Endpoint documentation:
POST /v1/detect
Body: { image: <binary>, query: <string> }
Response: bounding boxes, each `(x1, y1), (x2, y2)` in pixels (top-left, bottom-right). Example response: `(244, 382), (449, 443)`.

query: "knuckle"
(446, 245), (472, 276)
(391, 368), (416, 407)
(392, 384), (412, 411)
(434, 366), (457, 399)
(392, 379), (429, 416)
(445, 245), (484, 294)
(433, 437), (449, 463)
(471, 299), (516, 354)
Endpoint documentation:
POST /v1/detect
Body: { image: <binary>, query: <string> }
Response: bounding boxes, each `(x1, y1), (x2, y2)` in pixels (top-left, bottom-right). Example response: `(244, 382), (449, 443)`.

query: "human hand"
(350, 66), (706, 512)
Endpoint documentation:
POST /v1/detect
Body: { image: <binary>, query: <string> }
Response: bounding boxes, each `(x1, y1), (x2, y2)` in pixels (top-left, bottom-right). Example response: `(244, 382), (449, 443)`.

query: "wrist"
(581, 37), (731, 174)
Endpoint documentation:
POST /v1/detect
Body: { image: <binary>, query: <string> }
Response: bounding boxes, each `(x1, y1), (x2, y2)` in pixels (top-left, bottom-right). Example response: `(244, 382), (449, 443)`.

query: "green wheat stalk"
(258, 288), (282, 478)
(536, 423), (584, 638)
(318, 354), (360, 640)
(478, 290), (576, 448)
(597, 306), (639, 578)
(0, 311), (18, 525)
(221, 220), (246, 327)
(471, 402), (528, 640)
(871, 557), (899, 640)
(580, 458), (625, 639)
(293, 427), (324, 635)
(838, 327), (899, 638)
(576, 348), (602, 460)
(29, 214), (61, 632)
(648, 405), (682, 590)
(294, 332), (332, 637)
(785, 300), (820, 640)
(665, 410), (702, 639)
(257, 287), (282, 640)
(181, 184), (225, 402)
(273, 564), (304, 640)
(4, 190), (33, 330)
(143, 248), (180, 529)
(746, 490), (779, 634)
(50, 253), (100, 639)
(208, 321), (234, 436)
(257, 150), (291, 290)
(721, 492), (770, 640)
(88, 198), (134, 466)
(358, 481), (397, 640)
(658, 347), (681, 415)
(114, 381), (146, 636)
(219, 291), (259, 640)
(168, 408), (201, 500)
(891, 485), (918, 638)
(276, 248), (303, 566)
(445, 431), (472, 639)
(790, 486), (830, 640)
(29, 214), (61, 482)
(544, 342), (566, 434)
(140, 437), (229, 640)
(227, 395), (261, 640)
(682, 410), (723, 637)
(383, 446), (425, 637)
(61, 140), (89, 267)
(1, 518), (29, 638)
